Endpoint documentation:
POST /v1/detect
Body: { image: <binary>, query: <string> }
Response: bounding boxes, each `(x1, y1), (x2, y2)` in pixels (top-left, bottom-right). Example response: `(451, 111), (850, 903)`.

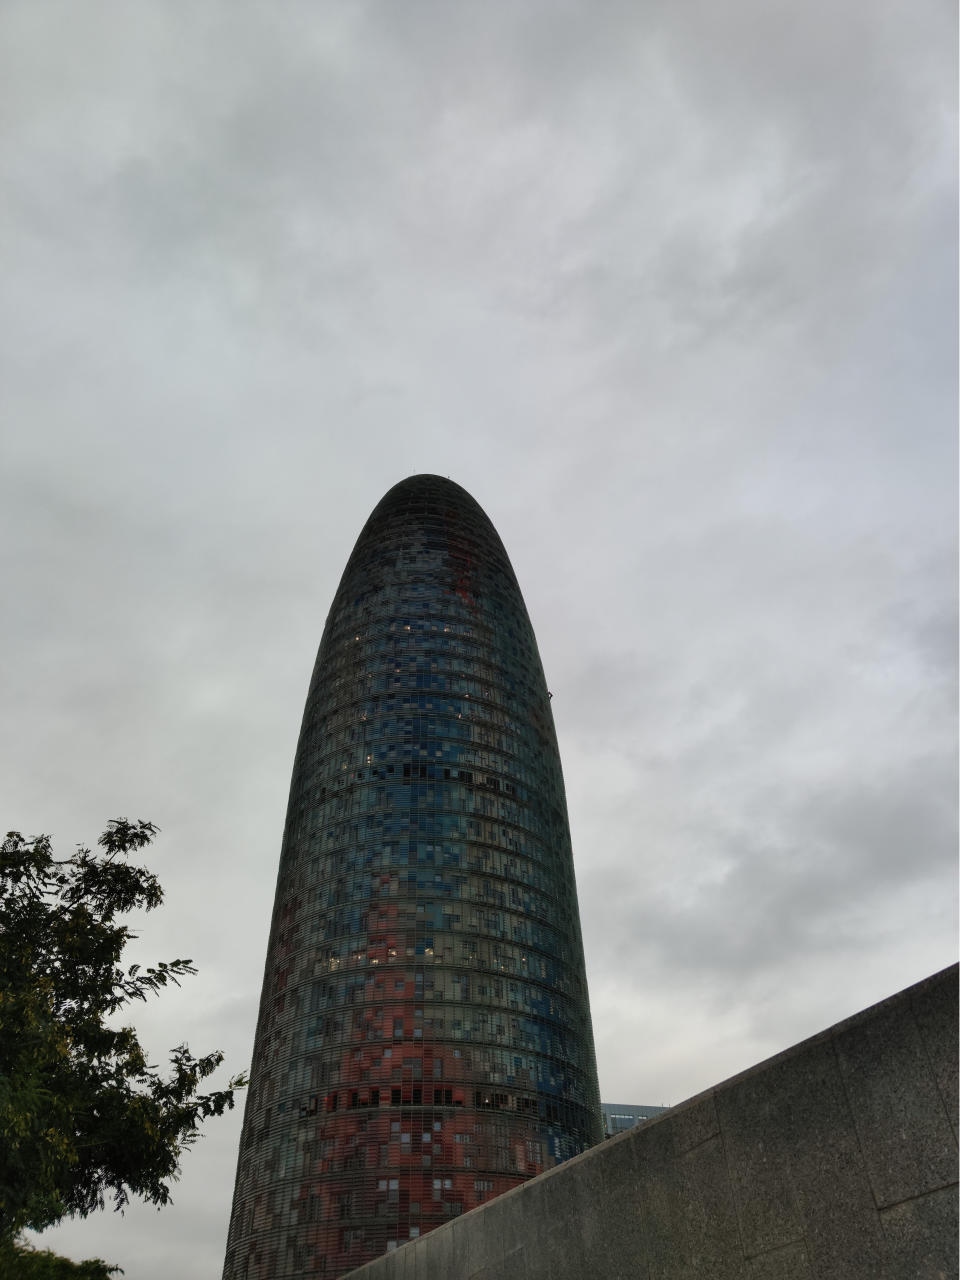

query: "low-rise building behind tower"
(600, 1102), (670, 1138)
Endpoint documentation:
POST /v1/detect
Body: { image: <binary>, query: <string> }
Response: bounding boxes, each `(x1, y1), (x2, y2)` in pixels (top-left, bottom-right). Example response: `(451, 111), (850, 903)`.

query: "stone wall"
(344, 963), (958, 1280)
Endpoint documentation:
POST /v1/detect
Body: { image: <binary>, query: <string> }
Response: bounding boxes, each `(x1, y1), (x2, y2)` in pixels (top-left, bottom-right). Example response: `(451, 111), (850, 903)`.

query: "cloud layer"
(3, 2), (955, 1274)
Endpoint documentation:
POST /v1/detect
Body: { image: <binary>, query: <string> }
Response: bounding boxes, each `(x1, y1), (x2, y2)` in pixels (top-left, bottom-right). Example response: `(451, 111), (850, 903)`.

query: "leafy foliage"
(0, 1237), (121, 1279)
(0, 820), (246, 1244)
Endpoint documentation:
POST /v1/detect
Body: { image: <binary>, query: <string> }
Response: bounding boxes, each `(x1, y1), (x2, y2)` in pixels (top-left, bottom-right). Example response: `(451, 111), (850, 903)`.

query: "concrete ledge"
(345, 964), (958, 1280)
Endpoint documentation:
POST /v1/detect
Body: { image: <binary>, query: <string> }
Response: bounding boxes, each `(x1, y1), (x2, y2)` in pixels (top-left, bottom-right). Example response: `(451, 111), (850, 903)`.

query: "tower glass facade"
(224, 475), (602, 1279)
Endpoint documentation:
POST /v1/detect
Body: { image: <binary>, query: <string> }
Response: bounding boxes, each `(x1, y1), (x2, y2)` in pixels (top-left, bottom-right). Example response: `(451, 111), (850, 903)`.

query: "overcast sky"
(3, 1), (956, 1275)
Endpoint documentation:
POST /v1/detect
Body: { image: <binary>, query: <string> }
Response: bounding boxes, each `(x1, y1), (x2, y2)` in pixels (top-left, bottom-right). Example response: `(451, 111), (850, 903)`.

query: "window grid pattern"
(223, 475), (602, 1280)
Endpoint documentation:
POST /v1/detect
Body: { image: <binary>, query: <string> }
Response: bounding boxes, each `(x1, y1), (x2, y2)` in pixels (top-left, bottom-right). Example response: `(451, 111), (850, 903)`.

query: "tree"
(0, 1237), (121, 1278)
(0, 819), (246, 1248)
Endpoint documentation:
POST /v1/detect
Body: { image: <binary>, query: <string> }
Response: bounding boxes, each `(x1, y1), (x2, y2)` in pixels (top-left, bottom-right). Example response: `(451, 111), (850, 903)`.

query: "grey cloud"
(3, 1), (954, 1275)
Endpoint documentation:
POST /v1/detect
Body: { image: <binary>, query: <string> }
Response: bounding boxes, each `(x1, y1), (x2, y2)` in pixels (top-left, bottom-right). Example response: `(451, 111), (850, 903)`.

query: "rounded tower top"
(365, 474), (494, 527)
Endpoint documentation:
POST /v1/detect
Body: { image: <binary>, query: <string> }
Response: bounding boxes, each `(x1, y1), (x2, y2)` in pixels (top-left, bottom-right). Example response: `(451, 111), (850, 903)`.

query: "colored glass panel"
(223, 475), (602, 1279)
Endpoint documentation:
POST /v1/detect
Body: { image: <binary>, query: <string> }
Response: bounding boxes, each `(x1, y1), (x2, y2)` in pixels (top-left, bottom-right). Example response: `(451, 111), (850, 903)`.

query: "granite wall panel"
(343, 965), (958, 1280)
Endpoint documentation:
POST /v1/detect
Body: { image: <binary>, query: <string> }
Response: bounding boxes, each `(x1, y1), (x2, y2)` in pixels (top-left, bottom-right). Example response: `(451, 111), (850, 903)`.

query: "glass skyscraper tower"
(224, 475), (602, 1279)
